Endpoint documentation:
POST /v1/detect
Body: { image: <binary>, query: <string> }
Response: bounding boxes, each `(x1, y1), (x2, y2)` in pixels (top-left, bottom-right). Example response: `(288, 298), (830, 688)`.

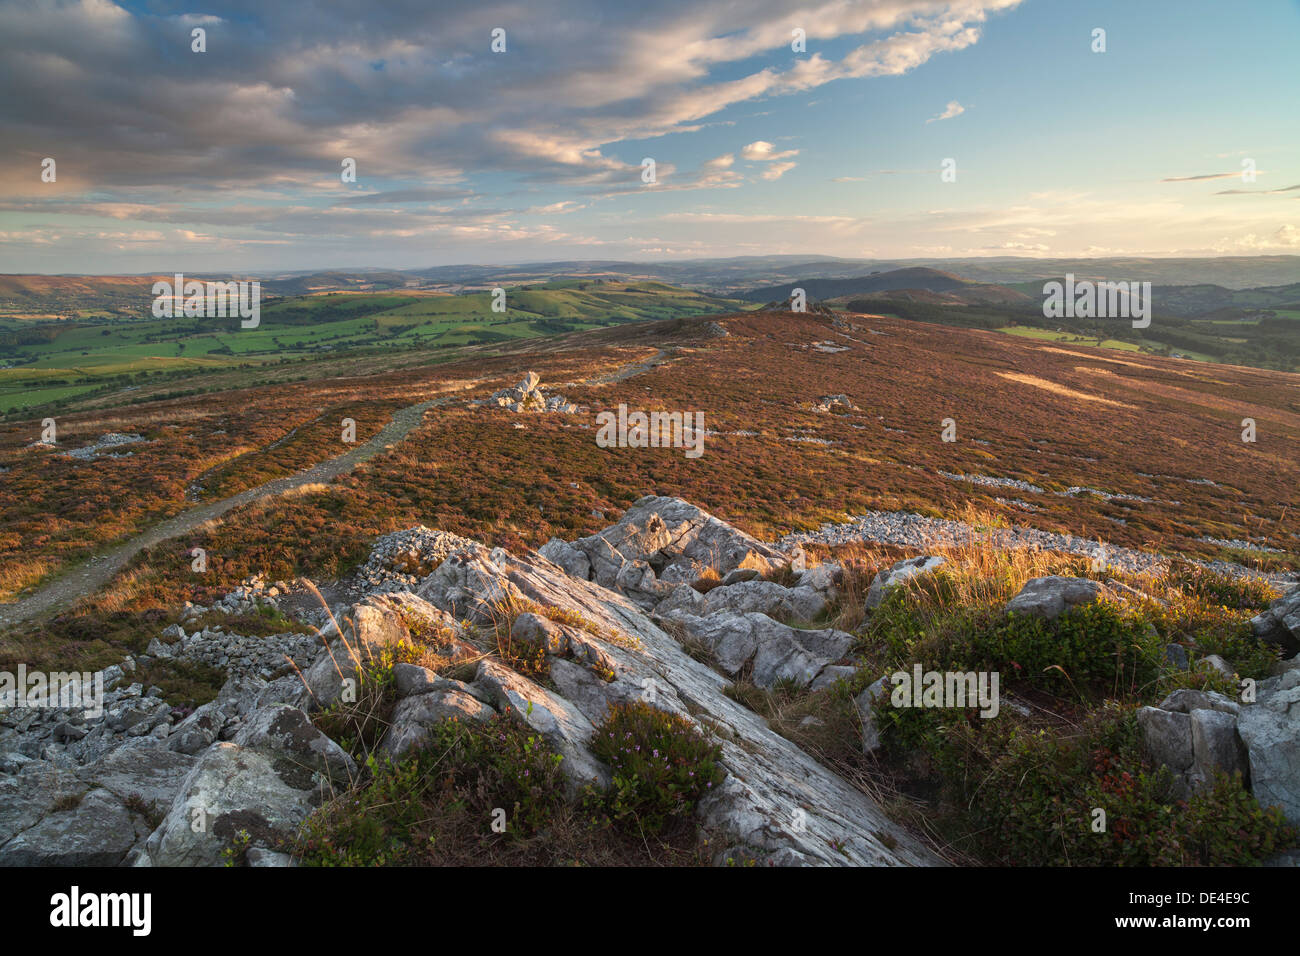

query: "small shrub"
(589, 701), (726, 835)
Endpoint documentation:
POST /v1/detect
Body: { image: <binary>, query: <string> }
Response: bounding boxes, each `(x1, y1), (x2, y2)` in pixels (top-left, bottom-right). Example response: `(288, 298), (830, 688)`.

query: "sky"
(0, 0), (1298, 274)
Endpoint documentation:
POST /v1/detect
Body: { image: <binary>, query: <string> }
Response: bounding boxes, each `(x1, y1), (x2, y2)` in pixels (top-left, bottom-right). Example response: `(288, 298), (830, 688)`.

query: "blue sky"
(1, 0), (1297, 272)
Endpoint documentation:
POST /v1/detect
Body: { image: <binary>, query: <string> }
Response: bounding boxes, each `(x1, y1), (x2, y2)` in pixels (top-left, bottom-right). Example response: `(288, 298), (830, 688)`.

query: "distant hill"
(739, 267), (1029, 305)
(739, 267), (967, 302)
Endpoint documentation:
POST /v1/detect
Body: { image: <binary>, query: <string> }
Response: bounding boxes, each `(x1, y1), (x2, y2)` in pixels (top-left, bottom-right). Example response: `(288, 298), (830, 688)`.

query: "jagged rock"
(474, 371), (579, 415)
(539, 537), (591, 579)
(381, 688), (495, 760)
(1250, 587), (1300, 655)
(697, 579), (827, 622)
(1137, 707), (1194, 772)
(432, 543), (933, 863)
(1159, 688), (1240, 717)
(1238, 669), (1300, 826)
(417, 543), (515, 624)
(1005, 576), (1104, 620)
(561, 496), (786, 609)
(138, 742), (327, 867)
(232, 705), (357, 788)
(299, 597), (415, 708)
(1165, 644), (1190, 670)
(0, 789), (148, 866)
(1140, 689), (1253, 800)
(474, 659), (610, 788)
(82, 742), (197, 808)
(865, 556), (946, 610)
(666, 611), (853, 689)
(1188, 709), (1248, 788)
(854, 677), (890, 754)
(653, 583), (706, 618)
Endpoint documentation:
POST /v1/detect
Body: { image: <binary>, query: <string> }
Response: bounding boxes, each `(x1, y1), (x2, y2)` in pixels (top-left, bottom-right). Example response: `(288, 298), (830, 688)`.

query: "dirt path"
(0, 398), (441, 628)
(0, 349), (685, 628)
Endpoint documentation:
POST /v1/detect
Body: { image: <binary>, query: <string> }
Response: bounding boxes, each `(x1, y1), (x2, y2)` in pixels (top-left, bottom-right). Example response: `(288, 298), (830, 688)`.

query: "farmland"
(0, 280), (745, 415)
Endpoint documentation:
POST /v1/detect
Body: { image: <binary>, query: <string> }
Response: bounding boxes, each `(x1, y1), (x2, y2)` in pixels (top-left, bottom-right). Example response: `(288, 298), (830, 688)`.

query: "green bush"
(879, 703), (1295, 866)
(588, 701), (726, 835)
(296, 714), (567, 866)
(871, 592), (1165, 700)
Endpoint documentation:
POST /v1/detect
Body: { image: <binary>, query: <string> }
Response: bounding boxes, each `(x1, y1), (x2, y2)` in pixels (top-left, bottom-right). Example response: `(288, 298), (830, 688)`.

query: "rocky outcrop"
(412, 540), (935, 865)
(1, 499), (937, 868)
(474, 371), (580, 414)
(812, 394), (858, 413)
(541, 496), (787, 609)
(1137, 687), (1249, 800)
(664, 611), (854, 689)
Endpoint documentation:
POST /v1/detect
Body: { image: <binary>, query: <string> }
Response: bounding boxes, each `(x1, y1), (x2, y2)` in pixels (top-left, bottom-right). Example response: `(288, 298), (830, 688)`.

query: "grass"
(745, 517), (1295, 866)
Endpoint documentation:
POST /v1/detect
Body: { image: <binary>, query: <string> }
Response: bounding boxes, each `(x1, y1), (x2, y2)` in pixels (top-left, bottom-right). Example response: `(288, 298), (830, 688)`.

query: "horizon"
(8, 251), (1300, 281)
(2, 0), (1298, 273)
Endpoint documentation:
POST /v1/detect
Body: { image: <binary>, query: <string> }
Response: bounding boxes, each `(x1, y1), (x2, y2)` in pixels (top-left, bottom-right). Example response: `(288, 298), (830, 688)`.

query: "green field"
(1000, 327), (1149, 353)
(0, 280), (742, 415)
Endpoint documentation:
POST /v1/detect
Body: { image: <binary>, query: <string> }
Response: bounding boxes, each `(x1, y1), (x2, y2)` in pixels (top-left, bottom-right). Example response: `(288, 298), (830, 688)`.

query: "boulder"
(1005, 576), (1104, 620)
(299, 597), (417, 709)
(1238, 669), (1300, 826)
(1137, 706), (1193, 772)
(0, 789), (147, 866)
(653, 583), (706, 618)
(1158, 688), (1239, 717)
(697, 579), (827, 622)
(381, 687), (495, 760)
(1188, 708), (1249, 787)
(865, 556), (946, 610)
(667, 611), (853, 689)
(138, 742), (326, 867)
(1250, 587), (1300, 656)
(231, 704), (357, 789)
(853, 677), (890, 754)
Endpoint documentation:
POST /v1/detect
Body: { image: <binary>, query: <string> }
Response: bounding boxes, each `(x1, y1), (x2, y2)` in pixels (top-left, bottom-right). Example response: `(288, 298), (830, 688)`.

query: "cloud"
(0, 0), (1027, 268)
(1215, 183), (1300, 196)
(741, 140), (799, 162)
(926, 100), (965, 123)
(1161, 172), (1248, 182)
(760, 161), (798, 181)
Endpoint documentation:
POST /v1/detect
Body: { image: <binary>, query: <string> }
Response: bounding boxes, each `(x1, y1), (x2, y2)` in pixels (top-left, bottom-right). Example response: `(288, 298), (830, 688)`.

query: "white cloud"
(741, 140), (799, 162)
(926, 100), (965, 123)
(761, 161), (798, 181)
